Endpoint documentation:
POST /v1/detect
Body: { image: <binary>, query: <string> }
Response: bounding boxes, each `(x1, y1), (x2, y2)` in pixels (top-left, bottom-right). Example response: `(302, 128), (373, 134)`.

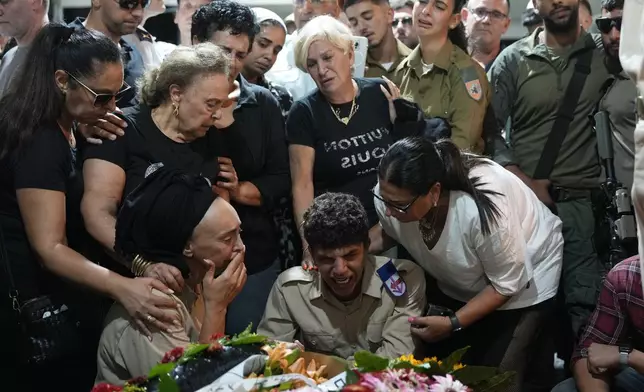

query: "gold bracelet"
(131, 254), (152, 277)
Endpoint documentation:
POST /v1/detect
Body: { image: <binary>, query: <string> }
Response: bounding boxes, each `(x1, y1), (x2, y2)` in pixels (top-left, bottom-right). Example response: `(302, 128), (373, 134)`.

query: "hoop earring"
(172, 102), (179, 117)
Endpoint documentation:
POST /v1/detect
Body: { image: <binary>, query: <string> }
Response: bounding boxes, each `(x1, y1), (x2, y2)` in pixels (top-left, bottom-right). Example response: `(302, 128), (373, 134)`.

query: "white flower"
(429, 374), (469, 392)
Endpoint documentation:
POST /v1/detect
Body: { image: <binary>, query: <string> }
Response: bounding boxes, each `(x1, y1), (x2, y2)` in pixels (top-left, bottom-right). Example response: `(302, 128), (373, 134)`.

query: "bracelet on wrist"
(131, 254), (153, 277)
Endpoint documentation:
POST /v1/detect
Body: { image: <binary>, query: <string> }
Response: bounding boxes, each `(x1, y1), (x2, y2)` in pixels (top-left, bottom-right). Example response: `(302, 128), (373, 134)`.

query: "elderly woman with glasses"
(82, 44), (234, 328)
(286, 15), (434, 267)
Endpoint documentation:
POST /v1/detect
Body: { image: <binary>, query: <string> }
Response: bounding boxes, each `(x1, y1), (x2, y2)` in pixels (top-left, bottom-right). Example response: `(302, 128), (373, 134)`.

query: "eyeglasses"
(392, 16), (412, 27)
(115, 0), (150, 10)
(67, 73), (132, 107)
(469, 7), (507, 21)
(595, 17), (622, 34)
(371, 187), (419, 214)
(293, 0), (336, 8)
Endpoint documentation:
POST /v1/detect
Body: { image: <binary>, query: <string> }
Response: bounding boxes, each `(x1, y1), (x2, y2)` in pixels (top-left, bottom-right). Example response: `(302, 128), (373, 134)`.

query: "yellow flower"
(452, 363), (465, 370)
(397, 354), (443, 366)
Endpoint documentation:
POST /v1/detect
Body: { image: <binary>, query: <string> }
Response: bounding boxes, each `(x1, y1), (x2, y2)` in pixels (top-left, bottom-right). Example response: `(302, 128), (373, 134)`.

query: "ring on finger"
(146, 314), (155, 322)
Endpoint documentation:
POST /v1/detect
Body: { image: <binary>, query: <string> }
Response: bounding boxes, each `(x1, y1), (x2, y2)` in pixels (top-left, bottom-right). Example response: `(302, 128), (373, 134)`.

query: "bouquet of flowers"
(92, 324), (268, 392)
(341, 347), (515, 392)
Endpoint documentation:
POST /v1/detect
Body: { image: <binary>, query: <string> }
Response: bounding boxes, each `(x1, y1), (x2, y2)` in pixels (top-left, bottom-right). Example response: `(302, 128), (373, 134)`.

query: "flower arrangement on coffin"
(92, 324), (269, 392)
(340, 347), (515, 392)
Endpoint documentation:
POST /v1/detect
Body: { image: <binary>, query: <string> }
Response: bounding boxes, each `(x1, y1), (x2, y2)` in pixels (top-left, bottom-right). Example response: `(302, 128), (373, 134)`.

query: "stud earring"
(172, 102), (179, 117)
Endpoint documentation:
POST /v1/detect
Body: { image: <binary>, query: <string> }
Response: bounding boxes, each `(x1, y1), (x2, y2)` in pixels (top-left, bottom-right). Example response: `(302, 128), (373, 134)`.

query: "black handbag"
(0, 218), (84, 365)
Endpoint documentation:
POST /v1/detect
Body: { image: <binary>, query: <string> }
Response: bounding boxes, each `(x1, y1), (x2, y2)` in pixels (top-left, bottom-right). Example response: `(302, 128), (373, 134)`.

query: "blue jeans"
(552, 368), (644, 392)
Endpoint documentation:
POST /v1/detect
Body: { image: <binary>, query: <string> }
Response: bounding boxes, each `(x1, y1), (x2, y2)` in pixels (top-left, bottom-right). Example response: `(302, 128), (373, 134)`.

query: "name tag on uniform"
(377, 259), (407, 297)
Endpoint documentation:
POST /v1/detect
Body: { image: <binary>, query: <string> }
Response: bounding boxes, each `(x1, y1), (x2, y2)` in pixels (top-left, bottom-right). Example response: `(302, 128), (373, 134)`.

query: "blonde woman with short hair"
(286, 15), (421, 266)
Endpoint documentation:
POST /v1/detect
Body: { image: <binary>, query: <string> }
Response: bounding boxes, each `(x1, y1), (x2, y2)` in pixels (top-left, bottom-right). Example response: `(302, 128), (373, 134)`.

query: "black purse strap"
(0, 214), (21, 312)
(533, 40), (594, 180)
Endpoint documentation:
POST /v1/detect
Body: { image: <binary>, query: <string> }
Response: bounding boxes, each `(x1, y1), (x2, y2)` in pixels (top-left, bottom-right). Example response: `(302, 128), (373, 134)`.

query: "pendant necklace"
(329, 83), (359, 125)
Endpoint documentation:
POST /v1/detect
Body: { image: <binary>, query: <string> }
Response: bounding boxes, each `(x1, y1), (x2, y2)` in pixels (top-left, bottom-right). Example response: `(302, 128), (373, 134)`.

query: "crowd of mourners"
(0, 0), (643, 391)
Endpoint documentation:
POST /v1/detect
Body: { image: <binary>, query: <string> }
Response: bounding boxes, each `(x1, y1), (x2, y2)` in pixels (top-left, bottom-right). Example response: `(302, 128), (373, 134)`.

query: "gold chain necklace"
(329, 96), (359, 125)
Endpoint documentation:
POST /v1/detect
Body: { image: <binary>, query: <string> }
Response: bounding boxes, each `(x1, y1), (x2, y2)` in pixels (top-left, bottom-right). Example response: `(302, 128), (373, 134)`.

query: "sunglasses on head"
(595, 17), (622, 34)
(116, 0), (150, 10)
(392, 16), (412, 27)
(67, 73), (132, 107)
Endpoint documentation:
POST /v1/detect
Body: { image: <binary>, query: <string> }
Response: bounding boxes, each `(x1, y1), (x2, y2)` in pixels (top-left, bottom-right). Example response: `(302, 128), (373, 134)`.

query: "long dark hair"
(378, 137), (501, 235)
(449, 0), (468, 52)
(0, 23), (122, 159)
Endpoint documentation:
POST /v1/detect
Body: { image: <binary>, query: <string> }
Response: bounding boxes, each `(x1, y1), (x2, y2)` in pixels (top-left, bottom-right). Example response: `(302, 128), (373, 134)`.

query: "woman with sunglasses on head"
(373, 136), (564, 390)
(0, 24), (176, 391)
(389, 0), (489, 152)
(82, 44), (232, 308)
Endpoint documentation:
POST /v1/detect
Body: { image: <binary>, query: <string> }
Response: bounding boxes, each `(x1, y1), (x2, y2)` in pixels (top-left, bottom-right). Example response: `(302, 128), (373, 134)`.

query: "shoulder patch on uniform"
(135, 27), (153, 43)
(280, 266), (315, 284)
(460, 66), (482, 101)
(376, 259), (407, 297)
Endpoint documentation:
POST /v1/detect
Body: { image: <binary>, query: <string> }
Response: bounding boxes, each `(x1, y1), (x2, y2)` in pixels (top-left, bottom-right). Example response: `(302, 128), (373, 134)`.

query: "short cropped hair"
(139, 43), (230, 108)
(390, 0), (413, 10)
(601, 0), (623, 12)
(343, 0), (388, 11)
(302, 193), (370, 251)
(294, 15), (353, 73)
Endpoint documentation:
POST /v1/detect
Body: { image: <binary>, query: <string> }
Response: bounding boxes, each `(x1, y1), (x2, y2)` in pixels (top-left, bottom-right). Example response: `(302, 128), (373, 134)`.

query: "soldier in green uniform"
(344, 0), (412, 79)
(487, 0), (610, 339)
(389, 0), (489, 153)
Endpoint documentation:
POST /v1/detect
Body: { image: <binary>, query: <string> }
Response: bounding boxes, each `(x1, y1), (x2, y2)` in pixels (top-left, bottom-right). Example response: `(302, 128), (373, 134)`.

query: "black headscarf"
(115, 164), (217, 277)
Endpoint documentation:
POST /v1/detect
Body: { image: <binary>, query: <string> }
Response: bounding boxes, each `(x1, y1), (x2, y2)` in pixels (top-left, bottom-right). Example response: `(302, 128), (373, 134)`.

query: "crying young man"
(257, 192), (426, 359)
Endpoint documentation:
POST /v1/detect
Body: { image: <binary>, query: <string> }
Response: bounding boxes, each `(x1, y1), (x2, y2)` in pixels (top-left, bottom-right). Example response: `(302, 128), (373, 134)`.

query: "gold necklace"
(419, 207), (440, 245)
(329, 96), (359, 125)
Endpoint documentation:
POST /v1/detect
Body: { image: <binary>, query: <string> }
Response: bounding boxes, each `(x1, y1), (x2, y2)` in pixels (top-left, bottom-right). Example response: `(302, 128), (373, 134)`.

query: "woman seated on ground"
(95, 167), (246, 385)
(373, 136), (564, 390)
(82, 43), (234, 296)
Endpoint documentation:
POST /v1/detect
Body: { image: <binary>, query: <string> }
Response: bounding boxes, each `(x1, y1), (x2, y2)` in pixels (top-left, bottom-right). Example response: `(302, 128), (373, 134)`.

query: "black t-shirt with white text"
(286, 78), (392, 226)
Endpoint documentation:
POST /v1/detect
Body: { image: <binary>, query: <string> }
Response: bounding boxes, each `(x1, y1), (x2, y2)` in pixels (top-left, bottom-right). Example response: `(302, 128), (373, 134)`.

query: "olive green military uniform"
(257, 255), (426, 360)
(365, 39), (412, 79)
(487, 28), (610, 335)
(390, 40), (489, 153)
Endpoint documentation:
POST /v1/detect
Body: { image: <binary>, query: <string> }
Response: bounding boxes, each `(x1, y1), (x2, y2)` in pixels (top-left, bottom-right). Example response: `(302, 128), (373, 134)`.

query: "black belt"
(550, 187), (594, 203)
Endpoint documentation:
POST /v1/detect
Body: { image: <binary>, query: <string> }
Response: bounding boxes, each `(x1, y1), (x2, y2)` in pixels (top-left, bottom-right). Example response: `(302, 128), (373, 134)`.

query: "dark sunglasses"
(67, 73), (132, 107)
(371, 187), (419, 214)
(116, 0), (150, 10)
(595, 17), (622, 34)
(392, 16), (412, 27)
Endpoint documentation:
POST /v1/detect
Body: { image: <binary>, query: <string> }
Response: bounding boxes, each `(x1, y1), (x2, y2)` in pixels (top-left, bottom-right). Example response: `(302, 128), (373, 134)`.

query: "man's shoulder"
(372, 256), (422, 276)
(606, 256), (642, 294)
(277, 266), (316, 287)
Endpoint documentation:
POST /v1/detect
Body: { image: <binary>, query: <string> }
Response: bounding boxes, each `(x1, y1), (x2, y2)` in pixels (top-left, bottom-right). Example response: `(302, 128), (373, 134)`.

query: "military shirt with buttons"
(365, 39), (412, 79)
(257, 255), (426, 359)
(488, 28), (610, 189)
(389, 40), (490, 153)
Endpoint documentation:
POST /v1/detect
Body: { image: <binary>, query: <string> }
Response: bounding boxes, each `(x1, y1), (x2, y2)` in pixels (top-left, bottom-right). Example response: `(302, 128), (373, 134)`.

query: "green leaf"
(471, 371), (517, 392)
(344, 368), (360, 385)
(353, 351), (390, 372)
(284, 348), (301, 366)
(179, 343), (210, 364)
(440, 346), (470, 372)
(278, 381), (294, 391)
(450, 365), (497, 384)
(158, 373), (180, 392)
(148, 362), (176, 379)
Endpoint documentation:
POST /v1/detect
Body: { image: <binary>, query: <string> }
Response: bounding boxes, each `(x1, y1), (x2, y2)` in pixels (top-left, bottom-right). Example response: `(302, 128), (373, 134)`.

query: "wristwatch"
(449, 314), (462, 333)
(619, 345), (633, 368)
